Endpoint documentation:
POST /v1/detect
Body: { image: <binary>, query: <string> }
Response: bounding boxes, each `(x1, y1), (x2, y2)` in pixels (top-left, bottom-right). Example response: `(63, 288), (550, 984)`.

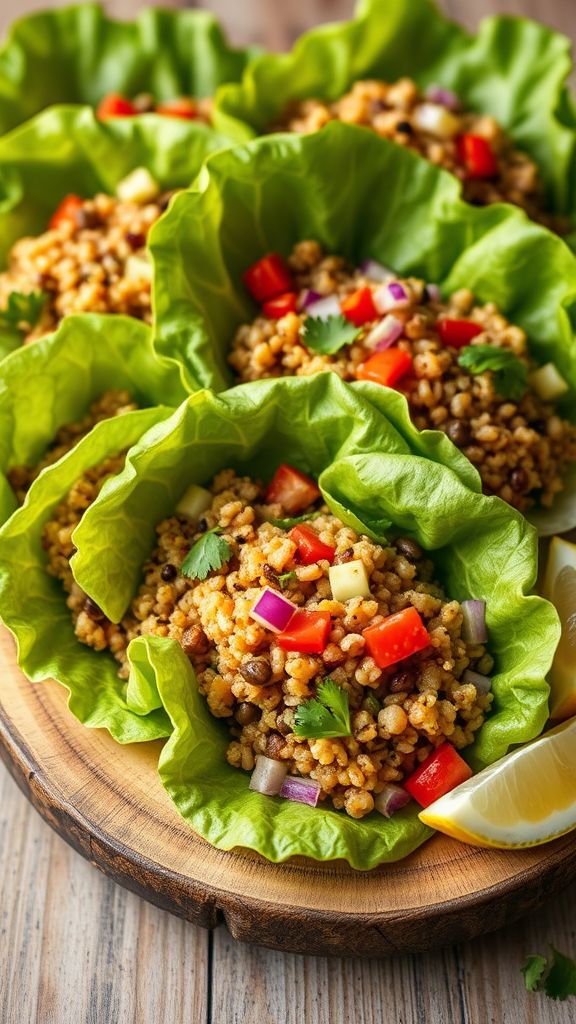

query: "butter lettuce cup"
(214, 0), (576, 233)
(67, 375), (556, 869)
(150, 124), (576, 535)
(0, 3), (257, 136)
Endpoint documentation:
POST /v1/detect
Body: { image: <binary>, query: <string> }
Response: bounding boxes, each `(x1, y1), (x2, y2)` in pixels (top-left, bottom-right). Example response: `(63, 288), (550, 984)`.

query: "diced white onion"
(125, 255), (152, 282)
(426, 284), (441, 304)
(250, 587), (297, 633)
(249, 755), (288, 796)
(364, 314), (404, 351)
(329, 560), (371, 602)
(529, 363), (569, 401)
(175, 484), (212, 521)
(360, 259), (394, 282)
(461, 599), (487, 644)
(116, 167), (160, 204)
(279, 775), (321, 806)
(374, 784), (411, 818)
(463, 669), (492, 694)
(424, 85), (461, 111)
(373, 281), (410, 314)
(413, 102), (460, 139)
(305, 294), (341, 320)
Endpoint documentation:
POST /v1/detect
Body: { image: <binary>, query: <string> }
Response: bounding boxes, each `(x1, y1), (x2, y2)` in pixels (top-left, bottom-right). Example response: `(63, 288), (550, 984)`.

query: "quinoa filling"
(274, 78), (561, 228)
(44, 466), (493, 819)
(230, 241), (576, 512)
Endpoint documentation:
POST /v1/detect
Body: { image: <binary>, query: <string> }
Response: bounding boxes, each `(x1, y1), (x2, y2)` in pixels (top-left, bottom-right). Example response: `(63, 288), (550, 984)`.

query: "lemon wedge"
(542, 536), (576, 720)
(419, 718), (576, 848)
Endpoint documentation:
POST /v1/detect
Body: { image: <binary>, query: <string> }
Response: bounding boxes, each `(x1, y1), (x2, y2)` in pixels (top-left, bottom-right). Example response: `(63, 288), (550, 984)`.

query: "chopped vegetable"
(363, 607), (430, 669)
(262, 291), (298, 319)
(457, 133), (498, 179)
(0, 290), (47, 332)
(364, 314), (404, 351)
(116, 167), (160, 204)
(329, 560), (371, 602)
(175, 484), (212, 521)
(299, 288), (322, 311)
(530, 363), (569, 401)
(289, 524), (335, 565)
(125, 255), (152, 283)
(49, 194), (84, 229)
(277, 610), (331, 654)
(359, 259), (393, 282)
(413, 102), (459, 138)
(294, 678), (351, 739)
(243, 253), (292, 303)
(279, 775), (321, 806)
(277, 571), (297, 589)
(249, 587), (298, 633)
(180, 527), (231, 582)
(265, 464), (321, 514)
(458, 344), (528, 401)
(404, 742), (473, 808)
(463, 668), (492, 693)
(438, 318), (483, 348)
(522, 947), (576, 1000)
(424, 85), (460, 111)
(355, 349), (413, 388)
(249, 755), (288, 795)
(304, 294), (341, 319)
(97, 93), (137, 119)
(461, 599), (487, 644)
(268, 511), (320, 529)
(373, 281), (410, 314)
(426, 284), (441, 303)
(303, 314), (361, 354)
(340, 287), (378, 327)
(374, 783), (411, 818)
(155, 98), (198, 120)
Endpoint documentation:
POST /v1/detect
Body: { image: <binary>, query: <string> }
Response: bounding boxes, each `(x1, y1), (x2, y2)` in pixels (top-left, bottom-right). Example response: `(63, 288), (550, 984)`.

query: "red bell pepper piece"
(243, 253), (293, 303)
(49, 194), (84, 230)
(155, 98), (199, 120)
(97, 93), (137, 120)
(262, 291), (298, 319)
(265, 464), (320, 515)
(289, 524), (336, 565)
(457, 134), (498, 180)
(404, 742), (473, 808)
(355, 349), (413, 388)
(277, 610), (331, 654)
(340, 287), (378, 327)
(438, 319), (483, 348)
(363, 607), (430, 669)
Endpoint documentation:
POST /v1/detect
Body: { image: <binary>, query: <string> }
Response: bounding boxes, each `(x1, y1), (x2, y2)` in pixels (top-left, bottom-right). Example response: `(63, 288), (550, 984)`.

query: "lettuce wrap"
(66, 375), (556, 868)
(149, 123), (576, 534)
(0, 313), (190, 526)
(214, 0), (576, 230)
(0, 3), (258, 136)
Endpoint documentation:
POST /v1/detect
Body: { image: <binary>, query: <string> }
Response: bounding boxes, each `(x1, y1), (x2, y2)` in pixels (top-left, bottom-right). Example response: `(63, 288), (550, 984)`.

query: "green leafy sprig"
(0, 290), (47, 333)
(522, 948), (576, 1000)
(180, 527), (231, 581)
(294, 678), (351, 738)
(302, 314), (361, 355)
(458, 344), (528, 401)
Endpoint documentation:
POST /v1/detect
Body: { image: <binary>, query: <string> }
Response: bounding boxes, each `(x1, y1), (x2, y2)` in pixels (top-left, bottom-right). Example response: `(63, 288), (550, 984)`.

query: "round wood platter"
(1, 627), (575, 958)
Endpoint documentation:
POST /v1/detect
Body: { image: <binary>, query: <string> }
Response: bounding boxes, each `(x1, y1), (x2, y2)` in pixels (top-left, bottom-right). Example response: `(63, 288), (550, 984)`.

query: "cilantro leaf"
(180, 527), (231, 581)
(458, 344), (528, 401)
(0, 290), (47, 332)
(294, 678), (351, 738)
(277, 571), (297, 589)
(268, 511), (320, 529)
(302, 314), (361, 355)
(522, 948), (576, 1000)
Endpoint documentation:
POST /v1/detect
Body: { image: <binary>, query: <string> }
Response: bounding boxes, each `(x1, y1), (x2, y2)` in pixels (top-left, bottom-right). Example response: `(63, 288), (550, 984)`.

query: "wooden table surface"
(1, 1), (575, 1022)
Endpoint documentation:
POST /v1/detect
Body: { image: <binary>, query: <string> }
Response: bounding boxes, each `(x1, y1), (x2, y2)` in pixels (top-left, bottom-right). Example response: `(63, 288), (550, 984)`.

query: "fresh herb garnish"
(458, 344), (528, 401)
(180, 527), (231, 581)
(522, 948), (576, 1000)
(277, 571), (297, 589)
(302, 314), (361, 355)
(268, 511), (320, 530)
(294, 678), (351, 739)
(0, 290), (47, 333)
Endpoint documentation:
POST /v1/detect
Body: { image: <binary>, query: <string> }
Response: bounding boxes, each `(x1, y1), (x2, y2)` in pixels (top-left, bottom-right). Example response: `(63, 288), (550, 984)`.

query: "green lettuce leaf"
(0, 3), (259, 135)
(214, 0), (576, 221)
(0, 313), (190, 526)
(149, 124), (576, 532)
(68, 376), (556, 868)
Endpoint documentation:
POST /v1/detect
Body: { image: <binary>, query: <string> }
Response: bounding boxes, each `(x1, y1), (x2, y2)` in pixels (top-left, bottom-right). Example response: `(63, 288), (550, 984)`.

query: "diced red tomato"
(155, 98), (199, 120)
(49, 194), (84, 230)
(243, 253), (293, 303)
(363, 607), (430, 669)
(97, 93), (137, 120)
(404, 742), (473, 808)
(340, 287), (378, 327)
(277, 610), (331, 654)
(355, 349), (413, 389)
(262, 291), (298, 319)
(457, 134), (498, 180)
(437, 319), (483, 348)
(265, 464), (321, 515)
(289, 524), (336, 565)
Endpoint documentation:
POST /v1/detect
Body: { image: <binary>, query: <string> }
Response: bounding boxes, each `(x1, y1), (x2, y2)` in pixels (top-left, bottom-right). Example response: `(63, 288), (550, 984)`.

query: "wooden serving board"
(0, 626), (574, 959)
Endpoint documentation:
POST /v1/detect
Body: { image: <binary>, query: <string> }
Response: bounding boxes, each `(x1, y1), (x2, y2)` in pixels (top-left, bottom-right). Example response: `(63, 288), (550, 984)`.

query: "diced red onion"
(305, 294), (341, 320)
(249, 755), (288, 796)
(425, 84), (460, 111)
(360, 259), (394, 282)
(364, 314), (404, 351)
(463, 669), (492, 694)
(374, 783), (411, 818)
(374, 281), (410, 314)
(250, 587), (297, 633)
(426, 283), (441, 304)
(461, 599), (487, 644)
(298, 288), (322, 312)
(279, 776), (321, 807)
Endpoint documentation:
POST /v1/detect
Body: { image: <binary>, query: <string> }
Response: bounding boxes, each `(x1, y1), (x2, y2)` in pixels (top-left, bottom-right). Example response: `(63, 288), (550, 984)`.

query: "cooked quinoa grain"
(50, 468), (494, 818)
(231, 241), (576, 511)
